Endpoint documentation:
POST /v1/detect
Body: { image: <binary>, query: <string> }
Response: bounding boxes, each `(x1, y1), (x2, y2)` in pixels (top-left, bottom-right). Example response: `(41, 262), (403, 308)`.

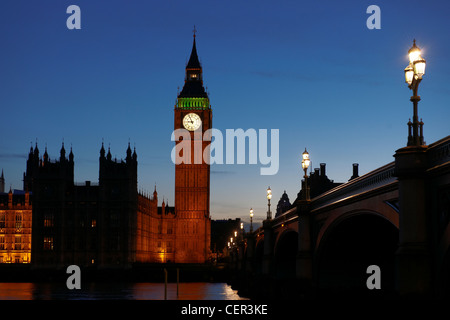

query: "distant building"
(211, 218), (242, 257)
(275, 191), (291, 218)
(294, 163), (343, 203)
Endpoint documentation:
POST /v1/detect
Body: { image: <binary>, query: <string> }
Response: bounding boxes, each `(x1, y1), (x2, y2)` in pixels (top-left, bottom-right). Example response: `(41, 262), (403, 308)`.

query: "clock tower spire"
(178, 32), (208, 100)
(173, 31), (211, 263)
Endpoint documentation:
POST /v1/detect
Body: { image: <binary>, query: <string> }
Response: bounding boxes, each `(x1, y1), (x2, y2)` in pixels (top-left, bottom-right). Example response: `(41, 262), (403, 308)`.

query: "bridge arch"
(274, 229), (298, 279)
(315, 211), (398, 296)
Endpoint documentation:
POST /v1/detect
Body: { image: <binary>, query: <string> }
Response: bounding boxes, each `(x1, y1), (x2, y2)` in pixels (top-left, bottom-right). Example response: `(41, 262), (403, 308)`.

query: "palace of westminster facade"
(0, 36), (212, 268)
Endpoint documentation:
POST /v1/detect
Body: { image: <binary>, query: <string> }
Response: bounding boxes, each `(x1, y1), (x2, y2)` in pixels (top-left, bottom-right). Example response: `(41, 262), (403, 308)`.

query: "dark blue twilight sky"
(0, 0), (449, 227)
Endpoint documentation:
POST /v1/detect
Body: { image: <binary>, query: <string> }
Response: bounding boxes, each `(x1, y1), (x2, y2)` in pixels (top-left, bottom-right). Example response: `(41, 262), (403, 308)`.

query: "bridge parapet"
(270, 206), (298, 229)
(310, 162), (396, 211)
(427, 135), (450, 169)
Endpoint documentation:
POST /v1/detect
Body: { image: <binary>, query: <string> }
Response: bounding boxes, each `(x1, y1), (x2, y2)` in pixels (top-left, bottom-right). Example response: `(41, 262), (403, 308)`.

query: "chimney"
(25, 191), (30, 209)
(8, 188), (13, 208)
(320, 163), (326, 177)
(350, 163), (359, 180)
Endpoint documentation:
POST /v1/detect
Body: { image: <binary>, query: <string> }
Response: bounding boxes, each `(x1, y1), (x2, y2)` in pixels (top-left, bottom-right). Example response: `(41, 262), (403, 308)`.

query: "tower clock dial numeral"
(183, 113), (202, 131)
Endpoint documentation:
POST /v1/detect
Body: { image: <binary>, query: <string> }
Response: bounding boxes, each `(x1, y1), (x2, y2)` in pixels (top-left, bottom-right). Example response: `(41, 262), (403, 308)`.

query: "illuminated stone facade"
(0, 189), (32, 263)
(136, 191), (176, 263)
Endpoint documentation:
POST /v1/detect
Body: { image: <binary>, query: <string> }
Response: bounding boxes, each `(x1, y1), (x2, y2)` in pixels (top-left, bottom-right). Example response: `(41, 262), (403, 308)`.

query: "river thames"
(0, 282), (247, 300)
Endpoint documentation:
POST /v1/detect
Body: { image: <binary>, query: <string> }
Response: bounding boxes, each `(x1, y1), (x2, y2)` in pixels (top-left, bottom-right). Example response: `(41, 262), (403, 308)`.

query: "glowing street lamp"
(249, 208), (254, 232)
(301, 148), (311, 200)
(301, 148), (310, 178)
(266, 186), (272, 220)
(404, 39), (427, 146)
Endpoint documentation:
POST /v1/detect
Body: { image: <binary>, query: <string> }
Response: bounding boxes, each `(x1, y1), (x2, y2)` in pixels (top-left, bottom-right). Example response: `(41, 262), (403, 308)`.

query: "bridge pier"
(394, 145), (432, 297)
(296, 200), (313, 293)
(262, 220), (274, 276)
(245, 233), (255, 274)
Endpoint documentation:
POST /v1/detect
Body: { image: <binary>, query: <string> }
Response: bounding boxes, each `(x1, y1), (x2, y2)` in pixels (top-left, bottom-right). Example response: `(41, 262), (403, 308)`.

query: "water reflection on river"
(0, 282), (247, 300)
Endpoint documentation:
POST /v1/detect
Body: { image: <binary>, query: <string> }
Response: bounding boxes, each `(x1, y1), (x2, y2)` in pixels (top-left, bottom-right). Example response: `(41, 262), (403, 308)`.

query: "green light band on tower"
(176, 97), (210, 110)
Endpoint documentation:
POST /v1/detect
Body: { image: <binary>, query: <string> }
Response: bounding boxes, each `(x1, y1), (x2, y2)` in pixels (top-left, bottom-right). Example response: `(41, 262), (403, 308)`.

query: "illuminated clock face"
(183, 113), (202, 131)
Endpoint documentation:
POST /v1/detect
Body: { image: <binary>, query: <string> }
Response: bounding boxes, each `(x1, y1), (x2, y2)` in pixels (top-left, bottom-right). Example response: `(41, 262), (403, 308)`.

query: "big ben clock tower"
(174, 32), (211, 263)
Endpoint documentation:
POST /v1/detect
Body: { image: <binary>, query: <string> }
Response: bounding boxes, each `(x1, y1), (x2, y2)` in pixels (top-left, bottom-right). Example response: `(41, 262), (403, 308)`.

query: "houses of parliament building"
(0, 35), (212, 268)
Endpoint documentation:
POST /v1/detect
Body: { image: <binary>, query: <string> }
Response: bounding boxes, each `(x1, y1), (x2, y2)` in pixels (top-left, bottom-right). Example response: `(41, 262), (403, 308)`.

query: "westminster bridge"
(228, 135), (450, 299)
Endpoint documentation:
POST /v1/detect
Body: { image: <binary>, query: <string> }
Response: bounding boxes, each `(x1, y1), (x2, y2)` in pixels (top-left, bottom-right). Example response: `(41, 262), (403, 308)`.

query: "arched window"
(15, 213), (22, 232)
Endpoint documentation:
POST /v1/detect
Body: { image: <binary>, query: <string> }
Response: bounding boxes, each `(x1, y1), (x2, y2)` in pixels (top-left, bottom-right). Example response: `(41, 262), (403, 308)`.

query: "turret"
(100, 142), (105, 159)
(153, 185), (158, 202)
(43, 145), (49, 164)
(34, 142), (39, 158)
(69, 146), (74, 163)
(28, 144), (34, 161)
(0, 169), (4, 193)
(8, 187), (12, 207)
(60, 142), (66, 161)
(107, 145), (112, 161)
(126, 142), (132, 162)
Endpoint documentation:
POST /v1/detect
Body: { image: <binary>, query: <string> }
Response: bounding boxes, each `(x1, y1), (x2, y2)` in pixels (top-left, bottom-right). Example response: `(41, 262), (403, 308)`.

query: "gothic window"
(158, 221), (162, 234)
(14, 236), (21, 250)
(15, 213), (22, 232)
(44, 236), (54, 251)
(0, 213), (5, 229)
(44, 212), (54, 227)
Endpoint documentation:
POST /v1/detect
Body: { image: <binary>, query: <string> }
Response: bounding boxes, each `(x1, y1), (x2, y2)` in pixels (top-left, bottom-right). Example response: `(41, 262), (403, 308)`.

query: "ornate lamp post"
(266, 186), (272, 220)
(301, 148), (311, 200)
(394, 40), (431, 296)
(404, 40), (426, 146)
(249, 208), (254, 232)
